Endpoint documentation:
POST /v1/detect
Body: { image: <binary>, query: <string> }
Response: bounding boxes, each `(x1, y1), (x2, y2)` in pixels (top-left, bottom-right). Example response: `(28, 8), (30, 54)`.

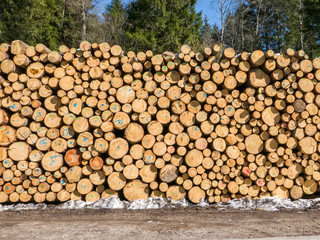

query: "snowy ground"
(1, 196), (320, 211)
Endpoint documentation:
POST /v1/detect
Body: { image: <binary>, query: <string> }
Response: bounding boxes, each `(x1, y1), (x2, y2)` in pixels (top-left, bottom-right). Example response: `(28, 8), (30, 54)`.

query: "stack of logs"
(1, 40), (320, 204)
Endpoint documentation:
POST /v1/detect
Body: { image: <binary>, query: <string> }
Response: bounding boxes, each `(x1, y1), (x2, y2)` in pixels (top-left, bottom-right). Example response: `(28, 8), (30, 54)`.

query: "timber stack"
(0, 40), (320, 204)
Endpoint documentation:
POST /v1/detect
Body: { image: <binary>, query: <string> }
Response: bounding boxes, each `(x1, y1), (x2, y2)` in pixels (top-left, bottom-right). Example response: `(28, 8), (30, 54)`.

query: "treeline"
(0, 0), (203, 52)
(217, 0), (320, 57)
(0, 0), (320, 56)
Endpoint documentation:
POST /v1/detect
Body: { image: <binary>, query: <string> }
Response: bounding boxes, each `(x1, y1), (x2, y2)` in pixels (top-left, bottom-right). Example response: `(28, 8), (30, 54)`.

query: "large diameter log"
(166, 186), (186, 201)
(8, 142), (31, 161)
(41, 151), (63, 172)
(123, 180), (149, 201)
(11, 40), (29, 55)
(124, 123), (144, 143)
(299, 137), (317, 154)
(245, 135), (263, 154)
(188, 186), (205, 204)
(160, 164), (178, 183)
(249, 68), (270, 88)
(0, 126), (16, 146)
(108, 138), (129, 159)
(26, 62), (45, 78)
(298, 78), (314, 92)
(185, 149), (203, 167)
(262, 107), (280, 126)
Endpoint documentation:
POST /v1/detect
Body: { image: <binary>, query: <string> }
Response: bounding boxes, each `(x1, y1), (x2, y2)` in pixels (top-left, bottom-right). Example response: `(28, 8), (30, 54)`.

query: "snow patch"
(1, 196), (320, 212)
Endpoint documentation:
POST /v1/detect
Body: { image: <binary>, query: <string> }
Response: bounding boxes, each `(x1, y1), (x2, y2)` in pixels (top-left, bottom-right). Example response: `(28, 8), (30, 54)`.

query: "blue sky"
(197, 0), (220, 27)
(96, 0), (220, 27)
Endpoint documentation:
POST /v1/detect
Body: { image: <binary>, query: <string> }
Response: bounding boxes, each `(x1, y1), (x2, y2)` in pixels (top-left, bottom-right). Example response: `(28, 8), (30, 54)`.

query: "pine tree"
(202, 16), (214, 47)
(0, 0), (63, 49)
(126, 0), (203, 53)
(61, 0), (97, 48)
(303, 0), (320, 57)
(0, 0), (35, 45)
(102, 0), (127, 46)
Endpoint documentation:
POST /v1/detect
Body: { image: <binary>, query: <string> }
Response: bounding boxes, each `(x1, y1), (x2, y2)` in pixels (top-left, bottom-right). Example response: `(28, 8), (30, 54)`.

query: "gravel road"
(0, 207), (319, 240)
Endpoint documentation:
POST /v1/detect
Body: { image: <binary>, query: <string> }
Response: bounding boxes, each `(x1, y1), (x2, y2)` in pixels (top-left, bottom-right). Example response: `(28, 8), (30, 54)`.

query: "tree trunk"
(299, 0), (304, 50)
(81, 0), (87, 41)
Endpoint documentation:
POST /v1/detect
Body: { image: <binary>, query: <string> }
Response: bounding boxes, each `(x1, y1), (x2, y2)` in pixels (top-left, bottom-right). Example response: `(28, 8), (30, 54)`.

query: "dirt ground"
(0, 207), (319, 240)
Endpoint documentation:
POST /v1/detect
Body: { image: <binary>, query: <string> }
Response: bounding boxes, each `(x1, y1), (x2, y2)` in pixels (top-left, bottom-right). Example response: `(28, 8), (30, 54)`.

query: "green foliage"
(0, 0), (63, 50)
(126, 0), (203, 53)
(202, 16), (214, 47)
(102, 0), (127, 46)
(0, 0), (319, 54)
(222, 0), (320, 56)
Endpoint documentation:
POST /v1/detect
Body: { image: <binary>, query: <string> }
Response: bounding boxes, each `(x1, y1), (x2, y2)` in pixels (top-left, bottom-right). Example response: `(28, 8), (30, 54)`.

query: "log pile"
(1, 40), (320, 204)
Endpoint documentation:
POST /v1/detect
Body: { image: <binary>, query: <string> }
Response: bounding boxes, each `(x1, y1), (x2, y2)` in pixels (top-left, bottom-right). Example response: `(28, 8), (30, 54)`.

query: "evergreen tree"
(303, 0), (320, 57)
(61, 0), (98, 48)
(102, 0), (127, 46)
(126, 0), (203, 53)
(0, 0), (63, 49)
(202, 16), (214, 47)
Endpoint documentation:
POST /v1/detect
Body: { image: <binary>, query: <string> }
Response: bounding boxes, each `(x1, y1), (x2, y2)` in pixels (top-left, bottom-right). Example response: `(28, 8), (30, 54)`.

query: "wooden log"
(107, 172), (126, 191)
(139, 164), (157, 183)
(245, 135), (263, 154)
(1, 59), (16, 74)
(26, 62), (45, 78)
(166, 185), (186, 201)
(77, 178), (93, 195)
(124, 123), (144, 143)
(8, 142), (31, 161)
(11, 40), (29, 55)
(250, 50), (266, 67)
(188, 186), (205, 204)
(35, 43), (51, 54)
(299, 137), (317, 154)
(41, 151), (63, 172)
(89, 170), (105, 185)
(0, 125), (16, 146)
(249, 68), (270, 88)
(65, 166), (82, 183)
(123, 180), (149, 201)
